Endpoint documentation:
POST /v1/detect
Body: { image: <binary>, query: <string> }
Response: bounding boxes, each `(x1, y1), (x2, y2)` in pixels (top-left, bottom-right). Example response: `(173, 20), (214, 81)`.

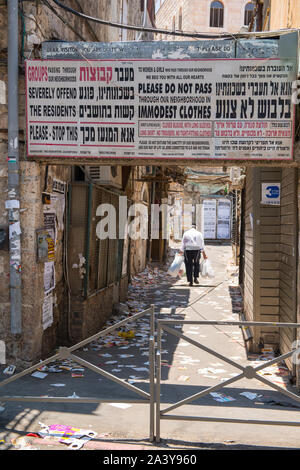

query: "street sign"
(261, 182), (281, 205)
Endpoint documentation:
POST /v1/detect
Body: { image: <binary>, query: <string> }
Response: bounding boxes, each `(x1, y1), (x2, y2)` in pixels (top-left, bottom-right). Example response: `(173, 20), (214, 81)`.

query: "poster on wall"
(217, 220), (231, 239)
(42, 293), (53, 330)
(26, 58), (296, 161)
(49, 193), (65, 232)
(44, 261), (55, 294)
(217, 199), (231, 239)
(43, 210), (56, 243)
(203, 199), (217, 239)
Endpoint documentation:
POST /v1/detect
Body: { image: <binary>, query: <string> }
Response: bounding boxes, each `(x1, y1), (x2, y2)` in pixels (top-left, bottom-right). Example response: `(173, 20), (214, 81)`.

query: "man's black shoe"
(194, 278), (199, 284)
(189, 282), (193, 287)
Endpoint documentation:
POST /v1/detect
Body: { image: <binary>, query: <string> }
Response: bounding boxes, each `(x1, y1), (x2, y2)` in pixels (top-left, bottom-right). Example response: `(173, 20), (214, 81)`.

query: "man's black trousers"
(184, 249), (201, 283)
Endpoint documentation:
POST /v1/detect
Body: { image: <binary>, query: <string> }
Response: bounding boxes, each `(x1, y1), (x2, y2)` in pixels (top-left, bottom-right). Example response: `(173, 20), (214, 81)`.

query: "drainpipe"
(8, 0), (22, 334)
(137, 0), (148, 41)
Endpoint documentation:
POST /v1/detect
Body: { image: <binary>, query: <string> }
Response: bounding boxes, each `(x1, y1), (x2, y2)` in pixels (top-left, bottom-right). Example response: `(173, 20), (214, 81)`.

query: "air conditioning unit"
(85, 165), (122, 189)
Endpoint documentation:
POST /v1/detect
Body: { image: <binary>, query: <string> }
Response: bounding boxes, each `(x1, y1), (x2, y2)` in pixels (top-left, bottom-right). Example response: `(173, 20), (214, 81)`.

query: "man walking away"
(180, 224), (207, 286)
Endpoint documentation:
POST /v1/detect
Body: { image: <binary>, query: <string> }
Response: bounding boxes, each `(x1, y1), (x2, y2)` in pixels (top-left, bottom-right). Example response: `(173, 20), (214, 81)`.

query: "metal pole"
(155, 321), (162, 443)
(8, 0), (22, 334)
(149, 304), (155, 442)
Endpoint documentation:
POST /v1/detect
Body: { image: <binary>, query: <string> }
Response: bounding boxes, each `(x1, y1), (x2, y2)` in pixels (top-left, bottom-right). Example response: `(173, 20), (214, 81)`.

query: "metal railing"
(0, 305), (156, 442)
(3, 313), (300, 445)
(155, 319), (300, 443)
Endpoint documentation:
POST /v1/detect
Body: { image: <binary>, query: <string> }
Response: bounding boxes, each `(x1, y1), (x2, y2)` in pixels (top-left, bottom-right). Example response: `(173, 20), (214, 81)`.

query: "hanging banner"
(25, 58), (296, 161)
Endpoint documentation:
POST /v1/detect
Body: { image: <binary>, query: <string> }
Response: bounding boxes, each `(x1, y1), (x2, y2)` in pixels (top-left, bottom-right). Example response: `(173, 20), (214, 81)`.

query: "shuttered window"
(68, 183), (127, 299)
(209, 1), (224, 28)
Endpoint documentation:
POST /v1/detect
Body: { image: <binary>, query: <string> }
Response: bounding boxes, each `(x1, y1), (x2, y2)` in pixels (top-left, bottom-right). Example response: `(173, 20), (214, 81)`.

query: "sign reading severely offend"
(26, 58), (296, 161)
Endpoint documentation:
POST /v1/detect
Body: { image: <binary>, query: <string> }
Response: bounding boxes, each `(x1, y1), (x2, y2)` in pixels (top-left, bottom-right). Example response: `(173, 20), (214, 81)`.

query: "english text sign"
(26, 58), (296, 161)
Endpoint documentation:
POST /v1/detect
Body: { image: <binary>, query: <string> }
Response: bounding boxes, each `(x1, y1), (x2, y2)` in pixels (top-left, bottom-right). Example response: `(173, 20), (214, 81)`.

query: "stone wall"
(69, 278), (128, 344)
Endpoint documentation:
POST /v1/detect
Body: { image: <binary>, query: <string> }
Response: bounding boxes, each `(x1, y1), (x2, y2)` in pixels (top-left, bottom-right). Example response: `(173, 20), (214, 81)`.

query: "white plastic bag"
(168, 254), (184, 277)
(178, 263), (186, 277)
(200, 259), (215, 278)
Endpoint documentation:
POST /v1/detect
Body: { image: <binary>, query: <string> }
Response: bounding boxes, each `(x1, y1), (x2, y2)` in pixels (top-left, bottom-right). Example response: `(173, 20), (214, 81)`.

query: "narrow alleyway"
(1, 243), (300, 450)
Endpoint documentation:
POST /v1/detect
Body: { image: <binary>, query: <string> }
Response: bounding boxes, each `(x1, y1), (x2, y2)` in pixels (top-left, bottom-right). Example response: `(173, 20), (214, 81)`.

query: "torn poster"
(52, 179), (66, 194)
(50, 193), (65, 232)
(44, 261), (55, 294)
(42, 293), (53, 330)
(5, 200), (19, 210)
(9, 222), (21, 238)
(43, 210), (56, 242)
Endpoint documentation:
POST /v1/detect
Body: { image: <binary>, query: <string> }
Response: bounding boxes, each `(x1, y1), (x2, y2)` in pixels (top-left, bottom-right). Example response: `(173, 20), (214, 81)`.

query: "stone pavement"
(1, 243), (300, 451)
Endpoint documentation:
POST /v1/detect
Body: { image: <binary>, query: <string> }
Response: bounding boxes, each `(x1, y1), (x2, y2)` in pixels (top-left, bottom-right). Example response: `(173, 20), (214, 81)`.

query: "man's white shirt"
(181, 228), (205, 251)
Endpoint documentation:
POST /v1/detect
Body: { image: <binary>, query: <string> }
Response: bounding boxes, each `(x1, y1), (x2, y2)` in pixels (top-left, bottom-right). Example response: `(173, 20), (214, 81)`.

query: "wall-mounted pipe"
(8, 0), (22, 334)
(137, 0), (148, 40)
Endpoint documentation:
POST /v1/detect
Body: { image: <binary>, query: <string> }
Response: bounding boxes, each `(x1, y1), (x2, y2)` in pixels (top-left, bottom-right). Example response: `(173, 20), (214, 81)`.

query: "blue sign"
(265, 185), (280, 198)
(261, 183), (281, 205)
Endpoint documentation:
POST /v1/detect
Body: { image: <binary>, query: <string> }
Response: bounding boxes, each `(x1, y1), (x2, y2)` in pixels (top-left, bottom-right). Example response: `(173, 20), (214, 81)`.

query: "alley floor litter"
(1, 244), (300, 450)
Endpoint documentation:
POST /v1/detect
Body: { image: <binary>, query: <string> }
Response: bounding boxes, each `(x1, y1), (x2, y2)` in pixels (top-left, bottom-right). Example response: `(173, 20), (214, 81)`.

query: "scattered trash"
(109, 403), (132, 409)
(31, 371), (48, 379)
(177, 375), (190, 382)
(118, 330), (135, 339)
(240, 392), (262, 400)
(38, 423), (97, 450)
(3, 365), (16, 376)
(210, 392), (236, 402)
(198, 368), (227, 375)
(11, 436), (36, 450)
(71, 368), (84, 378)
(47, 366), (63, 373)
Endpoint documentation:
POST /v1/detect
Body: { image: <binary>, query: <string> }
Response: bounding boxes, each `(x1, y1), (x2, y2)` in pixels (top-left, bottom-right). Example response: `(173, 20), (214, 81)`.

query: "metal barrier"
(0, 305), (156, 442)
(155, 319), (300, 443)
(3, 313), (300, 444)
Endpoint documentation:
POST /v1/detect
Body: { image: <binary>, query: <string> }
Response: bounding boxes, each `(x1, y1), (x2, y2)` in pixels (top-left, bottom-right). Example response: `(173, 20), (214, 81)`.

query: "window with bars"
(244, 2), (254, 26)
(209, 1), (224, 28)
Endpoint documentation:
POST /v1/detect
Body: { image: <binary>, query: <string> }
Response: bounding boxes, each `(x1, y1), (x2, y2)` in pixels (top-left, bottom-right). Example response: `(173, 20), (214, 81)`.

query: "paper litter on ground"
(240, 392), (262, 400)
(109, 403), (132, 409)
(210, 392), (236, 402)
